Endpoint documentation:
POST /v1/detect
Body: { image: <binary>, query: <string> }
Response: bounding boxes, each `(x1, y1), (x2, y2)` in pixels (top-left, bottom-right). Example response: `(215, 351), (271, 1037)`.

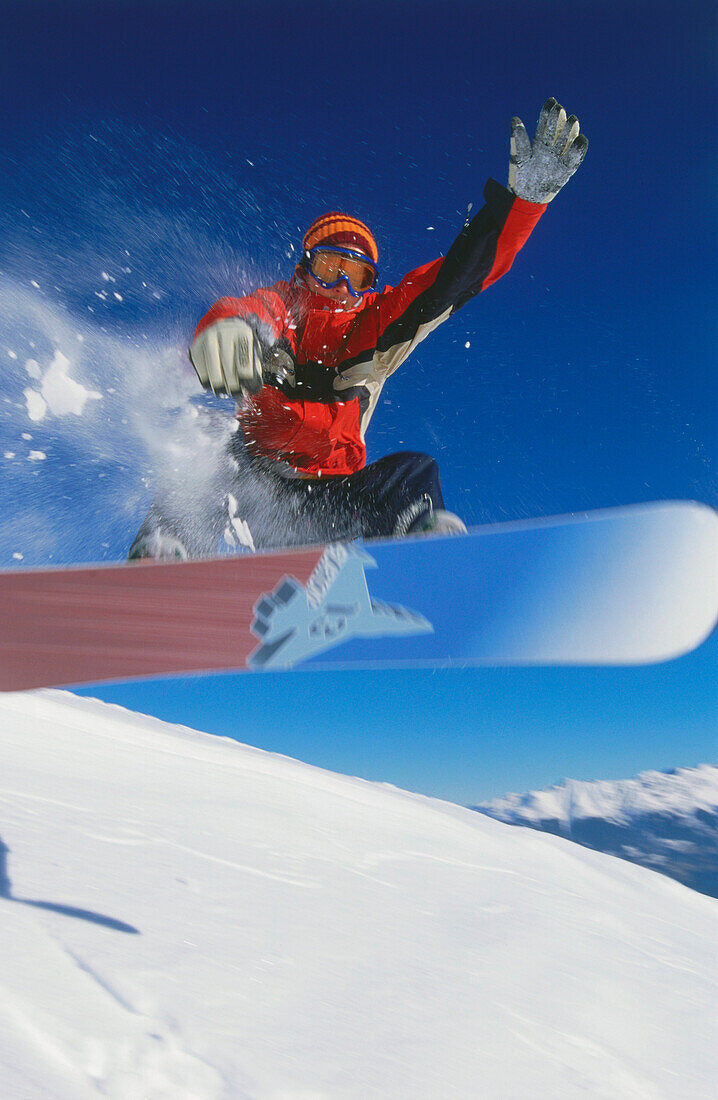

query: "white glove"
(508, 98), (588, 203)
(189, 317), (264, 396)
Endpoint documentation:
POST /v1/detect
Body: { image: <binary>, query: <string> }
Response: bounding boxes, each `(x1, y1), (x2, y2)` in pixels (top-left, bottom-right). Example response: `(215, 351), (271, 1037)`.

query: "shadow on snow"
(0, 835), (139, 934)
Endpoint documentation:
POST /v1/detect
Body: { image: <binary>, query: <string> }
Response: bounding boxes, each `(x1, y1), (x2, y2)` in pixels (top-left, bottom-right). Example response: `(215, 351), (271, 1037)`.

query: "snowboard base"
(0, 501), (716, 691)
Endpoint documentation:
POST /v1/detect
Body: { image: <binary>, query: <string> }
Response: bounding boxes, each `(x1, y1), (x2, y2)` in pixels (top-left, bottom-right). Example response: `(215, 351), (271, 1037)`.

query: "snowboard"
(0, 501), (716, 691)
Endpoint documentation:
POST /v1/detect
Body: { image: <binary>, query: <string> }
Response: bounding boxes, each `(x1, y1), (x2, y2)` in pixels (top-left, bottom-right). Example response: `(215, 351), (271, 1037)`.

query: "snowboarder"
(129, 98), (587, 560)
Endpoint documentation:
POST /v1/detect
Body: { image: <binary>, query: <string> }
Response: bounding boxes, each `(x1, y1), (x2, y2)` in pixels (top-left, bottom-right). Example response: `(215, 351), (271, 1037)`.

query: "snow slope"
(475, 766), (718, 899)
(1, 691), (717, 1099)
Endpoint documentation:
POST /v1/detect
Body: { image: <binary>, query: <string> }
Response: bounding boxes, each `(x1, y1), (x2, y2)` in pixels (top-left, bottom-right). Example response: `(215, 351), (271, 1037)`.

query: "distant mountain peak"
(474, 764), (718, 898)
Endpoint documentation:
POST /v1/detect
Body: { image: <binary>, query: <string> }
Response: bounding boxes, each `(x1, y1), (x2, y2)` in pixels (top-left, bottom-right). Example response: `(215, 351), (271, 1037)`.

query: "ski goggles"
(303, 246), (378, 296)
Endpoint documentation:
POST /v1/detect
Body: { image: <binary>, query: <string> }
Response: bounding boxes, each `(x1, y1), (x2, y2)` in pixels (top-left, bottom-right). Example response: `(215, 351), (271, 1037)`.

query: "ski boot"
(409, 508), (467, 536)
(127, 531), (188, 562)
(398, 496), (467, 538)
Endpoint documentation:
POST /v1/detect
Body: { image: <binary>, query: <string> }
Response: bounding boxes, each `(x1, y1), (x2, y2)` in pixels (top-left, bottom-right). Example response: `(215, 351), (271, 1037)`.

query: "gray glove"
(508, 98), (588, 203)
(189, 317), (264, 396)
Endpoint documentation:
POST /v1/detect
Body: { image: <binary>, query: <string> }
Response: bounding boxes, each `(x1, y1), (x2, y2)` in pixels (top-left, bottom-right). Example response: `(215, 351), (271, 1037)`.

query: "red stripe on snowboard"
(0, 549), (326, 690)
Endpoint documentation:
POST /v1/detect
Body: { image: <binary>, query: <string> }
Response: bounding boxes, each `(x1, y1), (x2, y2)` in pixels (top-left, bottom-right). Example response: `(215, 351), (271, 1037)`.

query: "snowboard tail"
(0, 501), (716, 691)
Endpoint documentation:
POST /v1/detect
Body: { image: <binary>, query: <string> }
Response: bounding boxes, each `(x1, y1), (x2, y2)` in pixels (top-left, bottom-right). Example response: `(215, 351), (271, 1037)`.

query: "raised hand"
(508, 98), (588, 203)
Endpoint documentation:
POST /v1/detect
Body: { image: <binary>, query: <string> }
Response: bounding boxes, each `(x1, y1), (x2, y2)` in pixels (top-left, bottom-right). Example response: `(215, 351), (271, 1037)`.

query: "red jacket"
(194, 180), (546, 477)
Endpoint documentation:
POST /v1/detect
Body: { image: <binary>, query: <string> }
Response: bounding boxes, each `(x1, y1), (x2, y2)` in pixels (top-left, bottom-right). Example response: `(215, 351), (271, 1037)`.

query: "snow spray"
(0, 124), (297, 567)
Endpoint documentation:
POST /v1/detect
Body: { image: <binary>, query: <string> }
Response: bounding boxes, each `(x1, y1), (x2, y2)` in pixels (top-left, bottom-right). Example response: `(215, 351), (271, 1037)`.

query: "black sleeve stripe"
(376, 179), (513, 354)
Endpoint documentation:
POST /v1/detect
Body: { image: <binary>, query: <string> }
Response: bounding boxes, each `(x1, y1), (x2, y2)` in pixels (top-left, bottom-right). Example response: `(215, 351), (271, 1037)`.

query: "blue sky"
(1, 0), (715, 801)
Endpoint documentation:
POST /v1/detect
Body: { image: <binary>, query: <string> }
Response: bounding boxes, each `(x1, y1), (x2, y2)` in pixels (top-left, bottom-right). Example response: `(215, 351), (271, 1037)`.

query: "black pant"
(130, 445), (445, 556)
(274, 450), (446, 541)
